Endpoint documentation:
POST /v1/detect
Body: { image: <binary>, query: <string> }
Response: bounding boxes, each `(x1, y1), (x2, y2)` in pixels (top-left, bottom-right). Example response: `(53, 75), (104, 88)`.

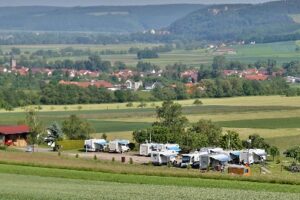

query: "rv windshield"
(182, 156), (191, 163)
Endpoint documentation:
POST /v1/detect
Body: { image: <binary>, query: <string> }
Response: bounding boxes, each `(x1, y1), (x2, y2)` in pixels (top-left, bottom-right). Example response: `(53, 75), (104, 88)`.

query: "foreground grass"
(1, 172), (299, 200)
(0, 164), (300, 194)
(0, 151), (299, 185)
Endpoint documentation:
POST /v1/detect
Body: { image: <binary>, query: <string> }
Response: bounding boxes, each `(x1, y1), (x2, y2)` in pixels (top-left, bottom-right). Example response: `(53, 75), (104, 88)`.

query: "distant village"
(0, 57), (299, 94)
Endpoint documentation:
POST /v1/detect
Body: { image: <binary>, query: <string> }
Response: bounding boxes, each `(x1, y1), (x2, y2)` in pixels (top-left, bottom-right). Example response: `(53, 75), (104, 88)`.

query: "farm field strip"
(1, 172), (299, 200)
(0, 164), (299, 193)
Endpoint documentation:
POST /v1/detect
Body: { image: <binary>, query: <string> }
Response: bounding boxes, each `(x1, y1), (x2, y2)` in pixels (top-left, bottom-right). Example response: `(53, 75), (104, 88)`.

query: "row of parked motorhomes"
(84, 139), (130, 153)
(139, 143), (266, 173)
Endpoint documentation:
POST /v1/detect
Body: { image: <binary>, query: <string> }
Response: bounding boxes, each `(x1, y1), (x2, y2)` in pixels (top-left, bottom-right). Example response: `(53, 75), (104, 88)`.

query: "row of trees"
(24, 110), (92, 151)
(133, 101), (275, 153)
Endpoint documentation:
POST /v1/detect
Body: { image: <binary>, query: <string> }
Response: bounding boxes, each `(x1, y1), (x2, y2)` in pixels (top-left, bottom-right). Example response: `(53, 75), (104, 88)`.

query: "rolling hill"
(169, 0), (300, 42)
(0, 5), (204, 33)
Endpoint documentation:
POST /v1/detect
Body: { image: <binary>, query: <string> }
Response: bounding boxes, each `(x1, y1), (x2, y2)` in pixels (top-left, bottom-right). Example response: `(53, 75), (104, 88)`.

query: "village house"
(112, 69), (134, 81)
(125, 80), (143, 91)
(180, 70), (199, 83)
(0, 125), (30, 147)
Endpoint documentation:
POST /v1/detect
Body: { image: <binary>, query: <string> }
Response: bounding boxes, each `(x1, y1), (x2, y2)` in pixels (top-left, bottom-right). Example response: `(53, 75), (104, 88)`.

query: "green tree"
(62, 115), (93, 140)
(244, 134), (270, 149)
(189, 119), (222, 147)
(284, 146), (300, 162)
(25, 109), (44, 152)
(220, 130), (243, 150)
(45, 122), (63, 151)
(269, 146), (280, 161)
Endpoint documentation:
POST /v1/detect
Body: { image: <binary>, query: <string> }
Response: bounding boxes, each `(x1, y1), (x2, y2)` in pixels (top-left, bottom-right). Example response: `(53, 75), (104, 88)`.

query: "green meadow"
(0, 96), (299, 150)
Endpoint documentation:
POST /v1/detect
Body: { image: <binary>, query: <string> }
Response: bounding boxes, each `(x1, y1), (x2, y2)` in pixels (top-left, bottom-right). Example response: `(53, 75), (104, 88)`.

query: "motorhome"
(84, 139), (107, 152)
(151, 150), (178, 165)
(239, 149), (266, 164)
(139, 143), (159, 156)
(108, 140), (130, 153)
(180, 151), (207, 168)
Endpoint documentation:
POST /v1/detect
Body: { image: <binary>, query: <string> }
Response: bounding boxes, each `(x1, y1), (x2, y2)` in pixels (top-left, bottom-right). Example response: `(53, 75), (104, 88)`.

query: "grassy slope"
(1, 172), (299, 200)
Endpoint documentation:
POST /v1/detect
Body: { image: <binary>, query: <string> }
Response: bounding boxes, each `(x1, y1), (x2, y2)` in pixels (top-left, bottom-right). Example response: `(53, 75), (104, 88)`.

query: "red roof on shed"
(0, 125), (30, 135)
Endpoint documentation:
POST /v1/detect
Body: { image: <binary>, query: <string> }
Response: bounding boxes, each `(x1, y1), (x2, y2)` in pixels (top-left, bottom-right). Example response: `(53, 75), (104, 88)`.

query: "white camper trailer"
(240, 149), (266, 164)
(84, 139), (107, 152)
(109, 140), (130, 153)
(180, 151), (207, 168)
(199, 153), (231, 170)
(139, 143), (159, 156)
(151, 150), (178, 165)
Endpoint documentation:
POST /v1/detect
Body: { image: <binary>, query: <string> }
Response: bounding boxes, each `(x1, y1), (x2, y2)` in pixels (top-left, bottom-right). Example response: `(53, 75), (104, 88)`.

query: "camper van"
(180, 151), (207, 168)
(84, 139), (107, 152)
(239, 149), (266, 164)
(108, 140), (130, 153)
(139, 143), (159, 156)
(151, 150), (178, 165)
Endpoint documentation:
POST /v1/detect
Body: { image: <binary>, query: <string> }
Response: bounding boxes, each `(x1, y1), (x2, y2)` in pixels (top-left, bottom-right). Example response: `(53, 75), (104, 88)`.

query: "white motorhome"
(199, 153), (231, 170)
(239, 149), (266, 164)
(139, 143), (159, 156)
(180, 151), (207, 168)
(84, 139), (107, 152)
(109, 140), (130, 153)
(151, 150), (178, 165)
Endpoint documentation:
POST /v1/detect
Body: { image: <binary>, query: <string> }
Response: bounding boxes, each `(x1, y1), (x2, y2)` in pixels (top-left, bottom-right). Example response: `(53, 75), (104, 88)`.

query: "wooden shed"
(0, 125), (30, 147)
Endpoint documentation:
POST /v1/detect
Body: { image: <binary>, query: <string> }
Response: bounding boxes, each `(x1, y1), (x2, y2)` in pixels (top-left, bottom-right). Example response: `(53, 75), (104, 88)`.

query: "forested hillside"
(0, 5), (203, 33)
(169, 0), (300, 42)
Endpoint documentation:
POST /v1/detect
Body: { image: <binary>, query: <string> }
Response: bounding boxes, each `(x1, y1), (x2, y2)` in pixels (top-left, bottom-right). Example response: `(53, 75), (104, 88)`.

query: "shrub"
(75, 154), (79, 158)
(193, 99), (203, 105)
(129, 158), (133, 164)
(112, 157), (115, 162)
(58, 140), (84, 150)
(167, 162), (172, 168)
(126, 102), (133, 107)
(58, 151), (61, 156)
(137, 102), (147, 108)
(94, 155), (97, 160)
(187, 164), (191, 170)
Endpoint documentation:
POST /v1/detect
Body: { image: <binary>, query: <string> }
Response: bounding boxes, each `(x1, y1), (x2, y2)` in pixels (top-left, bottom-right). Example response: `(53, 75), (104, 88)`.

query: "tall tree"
(62, 115), (93, 140)
(25, 109), (44, 152)
(220, 130), (243, 150)
(269, 146), (280, 161)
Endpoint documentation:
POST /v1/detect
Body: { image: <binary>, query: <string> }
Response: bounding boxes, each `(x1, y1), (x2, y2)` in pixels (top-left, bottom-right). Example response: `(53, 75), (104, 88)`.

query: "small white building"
(125, 80), (143, 91)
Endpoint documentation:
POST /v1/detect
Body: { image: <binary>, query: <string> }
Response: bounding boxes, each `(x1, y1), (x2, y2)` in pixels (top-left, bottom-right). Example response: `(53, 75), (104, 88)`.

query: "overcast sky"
(0, 0), (274, 7)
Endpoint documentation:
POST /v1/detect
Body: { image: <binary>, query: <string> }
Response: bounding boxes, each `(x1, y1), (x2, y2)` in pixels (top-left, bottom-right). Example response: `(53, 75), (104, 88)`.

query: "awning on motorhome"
(167, 146), (181, 152)
(253, 151), (266, 157)
(230, 151), (240, 156)
(118, 140), (129, 145)
(210, 154), (231, 162)
(94, 140), (107, 145)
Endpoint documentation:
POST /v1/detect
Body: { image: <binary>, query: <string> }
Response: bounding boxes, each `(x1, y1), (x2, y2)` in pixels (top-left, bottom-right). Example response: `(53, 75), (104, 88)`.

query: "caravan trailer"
(84, 139), (107, 152)
(151, 150), (178, 165)
(109, 140), (130, 153)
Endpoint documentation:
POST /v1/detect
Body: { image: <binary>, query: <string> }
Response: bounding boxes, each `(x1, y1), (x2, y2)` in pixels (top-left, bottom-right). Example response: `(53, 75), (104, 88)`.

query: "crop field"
(1, 40), (300, 68)
(0, 96), (299, 150)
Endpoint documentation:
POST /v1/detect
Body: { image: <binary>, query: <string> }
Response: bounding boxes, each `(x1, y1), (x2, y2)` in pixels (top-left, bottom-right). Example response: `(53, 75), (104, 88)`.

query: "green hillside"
(169, 0), (300, 42)
(0, 5), (203, 33)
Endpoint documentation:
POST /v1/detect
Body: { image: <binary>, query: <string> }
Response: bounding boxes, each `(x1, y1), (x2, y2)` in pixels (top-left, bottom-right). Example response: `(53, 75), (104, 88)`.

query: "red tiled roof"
(244, 74), (269, 81)
(0, 125), (30, 135)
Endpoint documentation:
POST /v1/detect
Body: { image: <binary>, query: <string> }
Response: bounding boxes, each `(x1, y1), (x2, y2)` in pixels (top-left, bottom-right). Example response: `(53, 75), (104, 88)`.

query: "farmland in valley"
(0, 96), (299, 150)
(2, 40), (300, 68)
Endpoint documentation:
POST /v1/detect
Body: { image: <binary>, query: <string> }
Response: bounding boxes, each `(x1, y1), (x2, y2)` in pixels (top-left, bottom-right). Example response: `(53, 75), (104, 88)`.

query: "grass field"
(0, 150), (300, 200)
(0, 96), (299, 150)
(1, 168), (299, 200)
(1, 40), (300, 68)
